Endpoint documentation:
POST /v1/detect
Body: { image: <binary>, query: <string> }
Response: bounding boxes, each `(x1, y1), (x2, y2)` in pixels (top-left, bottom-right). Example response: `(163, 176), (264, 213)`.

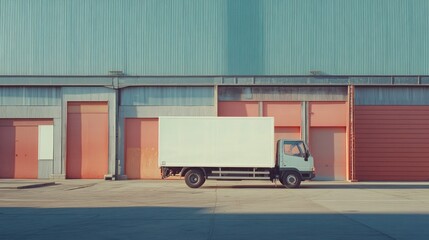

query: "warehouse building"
(1, 0), (429, 181)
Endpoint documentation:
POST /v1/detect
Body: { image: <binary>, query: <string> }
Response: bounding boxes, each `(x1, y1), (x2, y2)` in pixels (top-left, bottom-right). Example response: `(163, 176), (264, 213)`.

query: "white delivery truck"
(158, 117), (315, 188)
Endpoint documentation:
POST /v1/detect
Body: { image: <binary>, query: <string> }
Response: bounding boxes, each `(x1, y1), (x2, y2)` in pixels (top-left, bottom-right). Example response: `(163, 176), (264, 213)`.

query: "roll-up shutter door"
(355, 106), (429, 181)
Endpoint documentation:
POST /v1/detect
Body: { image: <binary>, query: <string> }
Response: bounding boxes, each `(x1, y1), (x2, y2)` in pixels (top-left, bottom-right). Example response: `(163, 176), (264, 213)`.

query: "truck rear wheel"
(184, 169), (206, 188)
(282, 172), (301, 189)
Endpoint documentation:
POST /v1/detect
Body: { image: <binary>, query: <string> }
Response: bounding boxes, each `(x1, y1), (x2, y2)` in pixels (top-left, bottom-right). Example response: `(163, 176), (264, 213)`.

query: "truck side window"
(283, 142), (305, 157)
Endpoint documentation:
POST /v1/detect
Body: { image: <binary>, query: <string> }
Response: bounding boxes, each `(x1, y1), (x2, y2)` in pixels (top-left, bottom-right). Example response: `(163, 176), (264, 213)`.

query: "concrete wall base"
(50, 174), (66, 180)
(104, 174), (115, 180)
(115, 175), (128, 180)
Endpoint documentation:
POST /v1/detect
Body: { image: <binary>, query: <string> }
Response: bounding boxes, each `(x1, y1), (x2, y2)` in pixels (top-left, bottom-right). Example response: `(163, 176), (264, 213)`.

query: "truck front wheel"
(184, 169), (206, 188)
(282, 172), (301, 189)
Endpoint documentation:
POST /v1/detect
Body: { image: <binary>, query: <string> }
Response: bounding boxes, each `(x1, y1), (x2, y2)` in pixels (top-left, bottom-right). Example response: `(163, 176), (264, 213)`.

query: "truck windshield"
(283, 141), (306, 158)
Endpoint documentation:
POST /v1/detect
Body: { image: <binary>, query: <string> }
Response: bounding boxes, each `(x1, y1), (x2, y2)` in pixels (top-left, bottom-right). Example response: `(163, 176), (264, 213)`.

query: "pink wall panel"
(310, 102), (347, 127)
(125, 118), (160, 179)
(218, 101), (259, 116)
(274, 127), (301, 141)
(310, 127), (346, 180)
(263, 102), (301, 127)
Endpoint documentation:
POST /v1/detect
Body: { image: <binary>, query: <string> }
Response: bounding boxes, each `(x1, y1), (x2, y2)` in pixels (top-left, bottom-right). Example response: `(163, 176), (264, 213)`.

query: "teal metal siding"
(120, 87), (214, 106)
(0, 87), (61, 105)
(1, 0), (429, 75)
(218, 86), (347, 101)
(263, 0), (429, 76)
(355, 87), (429, 105)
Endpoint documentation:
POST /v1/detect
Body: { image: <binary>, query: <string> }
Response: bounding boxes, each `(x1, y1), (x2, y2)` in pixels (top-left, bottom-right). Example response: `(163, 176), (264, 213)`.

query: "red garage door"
(125, 118), (159, 179)
(66, 102), (108, 179)
(0, 119), (51, 179)
(355, 106), (429, 181)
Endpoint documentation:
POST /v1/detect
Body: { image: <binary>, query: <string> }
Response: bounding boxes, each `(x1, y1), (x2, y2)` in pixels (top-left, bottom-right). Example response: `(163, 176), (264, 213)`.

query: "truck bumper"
(301, 171), (316, 180)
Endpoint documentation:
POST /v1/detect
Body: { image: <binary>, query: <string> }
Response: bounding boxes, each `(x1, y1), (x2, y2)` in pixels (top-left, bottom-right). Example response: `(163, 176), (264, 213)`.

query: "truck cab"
(277, 139), (315, 188)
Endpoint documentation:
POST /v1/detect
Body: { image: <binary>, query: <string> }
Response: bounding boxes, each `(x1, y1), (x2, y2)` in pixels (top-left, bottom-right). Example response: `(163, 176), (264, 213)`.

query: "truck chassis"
(161, 167), (315, 189)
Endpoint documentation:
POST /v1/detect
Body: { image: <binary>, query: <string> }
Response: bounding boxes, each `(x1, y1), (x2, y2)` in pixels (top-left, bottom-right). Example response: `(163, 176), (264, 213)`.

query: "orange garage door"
(125, 118), (160, 179)
(0, 120), (50, 179)
(355, 106), (429, 181)
(66, 102), (108, 179)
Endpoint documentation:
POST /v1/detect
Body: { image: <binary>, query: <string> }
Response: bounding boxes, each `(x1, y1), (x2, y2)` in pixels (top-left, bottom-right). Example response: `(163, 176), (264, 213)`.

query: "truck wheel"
(184, 169), (206, 188)
(282, 172), (301, 189)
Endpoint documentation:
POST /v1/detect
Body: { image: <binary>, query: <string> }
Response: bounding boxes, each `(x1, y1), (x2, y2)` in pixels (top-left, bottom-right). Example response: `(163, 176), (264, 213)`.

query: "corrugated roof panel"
(1, 0), (428, 75)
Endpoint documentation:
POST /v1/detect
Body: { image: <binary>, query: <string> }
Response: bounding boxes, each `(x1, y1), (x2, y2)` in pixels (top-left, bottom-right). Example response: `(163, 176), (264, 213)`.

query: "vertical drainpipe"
(301, 101), (309, 144)
(113, 77), (120, 180)
(214, 85), (218, 116)
(349, 85), (356, 182)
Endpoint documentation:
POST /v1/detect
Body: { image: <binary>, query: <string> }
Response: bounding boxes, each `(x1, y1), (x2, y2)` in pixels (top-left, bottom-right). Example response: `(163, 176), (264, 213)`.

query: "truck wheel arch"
(280, 168), (302, 178)
(181, 167), (207, 178)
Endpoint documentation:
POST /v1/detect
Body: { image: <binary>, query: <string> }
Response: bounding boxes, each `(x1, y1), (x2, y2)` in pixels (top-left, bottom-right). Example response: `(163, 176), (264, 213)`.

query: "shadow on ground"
(301, 183), (429, 189)
(0, 206), (428, 240)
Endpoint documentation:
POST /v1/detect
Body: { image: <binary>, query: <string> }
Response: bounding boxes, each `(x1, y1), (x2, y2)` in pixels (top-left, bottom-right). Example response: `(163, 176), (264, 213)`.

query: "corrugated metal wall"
(0, 87), (61, 105)
(355, 87), (429, 105)
(219, 87), (348, 101)
(1, 0), (429, 75)
(121, 87), (214, 106)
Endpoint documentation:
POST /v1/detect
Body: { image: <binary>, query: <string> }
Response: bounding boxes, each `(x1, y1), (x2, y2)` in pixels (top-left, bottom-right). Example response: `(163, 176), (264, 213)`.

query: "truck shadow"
(203, 184), (287, 189)
(203, 182), (429, 190)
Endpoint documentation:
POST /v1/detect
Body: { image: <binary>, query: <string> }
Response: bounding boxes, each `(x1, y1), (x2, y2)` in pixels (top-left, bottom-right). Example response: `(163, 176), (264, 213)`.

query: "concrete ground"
(0, 180), (428, 240)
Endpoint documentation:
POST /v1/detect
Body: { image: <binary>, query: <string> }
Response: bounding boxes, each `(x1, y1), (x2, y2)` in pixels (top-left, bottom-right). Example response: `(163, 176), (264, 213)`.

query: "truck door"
(280, 141), (313, 172)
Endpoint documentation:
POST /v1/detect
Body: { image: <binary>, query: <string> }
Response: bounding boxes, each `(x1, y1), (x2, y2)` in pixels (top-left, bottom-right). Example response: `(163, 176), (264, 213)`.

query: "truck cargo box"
(158, 117), (274, 168)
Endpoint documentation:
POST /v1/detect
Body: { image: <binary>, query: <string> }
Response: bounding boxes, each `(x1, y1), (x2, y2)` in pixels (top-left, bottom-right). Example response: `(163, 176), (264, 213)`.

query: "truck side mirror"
(304, 151), (309, 161)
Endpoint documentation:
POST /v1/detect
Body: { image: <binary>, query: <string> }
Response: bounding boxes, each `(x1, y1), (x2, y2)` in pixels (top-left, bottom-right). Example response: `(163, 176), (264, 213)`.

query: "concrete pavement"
(0, 180), (428, 240)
